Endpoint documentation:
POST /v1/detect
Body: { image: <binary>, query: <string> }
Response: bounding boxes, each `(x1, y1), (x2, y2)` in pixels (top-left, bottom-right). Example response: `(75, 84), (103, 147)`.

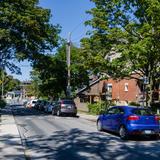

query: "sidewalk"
(78, 112), (98, 122)
(0, 106), (97, 160)
(0, 106), (25, 160)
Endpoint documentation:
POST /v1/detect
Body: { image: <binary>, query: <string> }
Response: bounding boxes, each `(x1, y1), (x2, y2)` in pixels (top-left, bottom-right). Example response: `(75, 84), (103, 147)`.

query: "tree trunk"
(147, 75), (154, 107)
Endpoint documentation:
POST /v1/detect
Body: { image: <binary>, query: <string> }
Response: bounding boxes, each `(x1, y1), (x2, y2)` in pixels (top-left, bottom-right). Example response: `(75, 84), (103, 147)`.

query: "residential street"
(1, 1), (160, 160)
(10, 105), (160, 160)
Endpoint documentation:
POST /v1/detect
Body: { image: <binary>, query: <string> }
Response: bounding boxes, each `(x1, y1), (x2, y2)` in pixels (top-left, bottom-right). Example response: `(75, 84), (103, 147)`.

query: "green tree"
(0, 69), (20, 96)
(29, 70), (41, 97)
(82, 0), (160, 105)
(31, 54), (67, 98)
(56, 42), (90, 92)
(0, 0), (60, 73)
(31, 41), (90, 98)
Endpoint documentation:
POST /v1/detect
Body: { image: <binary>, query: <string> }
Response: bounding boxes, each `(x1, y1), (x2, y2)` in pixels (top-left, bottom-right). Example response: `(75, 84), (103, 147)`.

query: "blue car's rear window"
(132, 109), (153, 116)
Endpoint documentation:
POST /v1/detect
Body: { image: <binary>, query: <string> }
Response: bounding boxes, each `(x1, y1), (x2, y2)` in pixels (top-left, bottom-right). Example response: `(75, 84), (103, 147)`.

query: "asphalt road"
(12, 105), (160, 160)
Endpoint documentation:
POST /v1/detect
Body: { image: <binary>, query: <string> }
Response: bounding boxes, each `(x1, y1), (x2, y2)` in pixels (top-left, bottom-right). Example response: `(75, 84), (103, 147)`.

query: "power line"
(71, 31), (89, 42)
(70, 15), (89, 34)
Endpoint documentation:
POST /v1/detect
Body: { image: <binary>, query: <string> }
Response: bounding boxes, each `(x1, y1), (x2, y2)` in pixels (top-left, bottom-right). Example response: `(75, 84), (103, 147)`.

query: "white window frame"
(107, 83), (112, 92)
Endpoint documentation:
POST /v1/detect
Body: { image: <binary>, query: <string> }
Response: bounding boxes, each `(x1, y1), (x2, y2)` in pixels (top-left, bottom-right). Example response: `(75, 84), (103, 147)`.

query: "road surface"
(12, 105), (160, 160)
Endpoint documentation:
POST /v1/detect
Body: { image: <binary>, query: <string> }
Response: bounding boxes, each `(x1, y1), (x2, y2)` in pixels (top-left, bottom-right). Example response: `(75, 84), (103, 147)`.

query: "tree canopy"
(0, 0), (60, 73)
(31, 41), (90, 98)
(31, 53), (67, 98)
(0, 70), (20, 96)
(81, 0), (160, 103)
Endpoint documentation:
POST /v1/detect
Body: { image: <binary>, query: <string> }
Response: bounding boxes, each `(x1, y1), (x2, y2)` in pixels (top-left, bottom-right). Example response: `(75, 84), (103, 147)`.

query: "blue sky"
(10, 0), (94, 81)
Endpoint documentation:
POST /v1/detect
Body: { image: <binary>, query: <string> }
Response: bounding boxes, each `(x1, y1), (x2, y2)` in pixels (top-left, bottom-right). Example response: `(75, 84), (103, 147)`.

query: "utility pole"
(66, 32), (71, 97)
(0, 54), (4, 99)
(1, 69), (4, 99)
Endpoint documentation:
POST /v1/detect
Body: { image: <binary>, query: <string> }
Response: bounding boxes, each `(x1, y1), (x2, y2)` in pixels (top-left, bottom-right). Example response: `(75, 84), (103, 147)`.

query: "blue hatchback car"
(97, 106), (160, 139)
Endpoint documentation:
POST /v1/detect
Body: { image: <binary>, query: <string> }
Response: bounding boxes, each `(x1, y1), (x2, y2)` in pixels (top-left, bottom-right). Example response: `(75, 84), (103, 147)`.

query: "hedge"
(87, 101), (115, 115)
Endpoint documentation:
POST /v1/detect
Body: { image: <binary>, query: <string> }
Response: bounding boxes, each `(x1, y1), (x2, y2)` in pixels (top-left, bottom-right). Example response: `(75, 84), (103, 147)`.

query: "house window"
(124, 83), (128, 91)
(105, 83), (112, 100)
(107, 84), (112, 92)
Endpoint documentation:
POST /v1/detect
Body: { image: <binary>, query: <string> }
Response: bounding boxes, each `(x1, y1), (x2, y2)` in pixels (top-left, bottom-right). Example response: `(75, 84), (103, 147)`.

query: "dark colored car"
(52, 99), (77, 116)
(97, 106), (160, 140)
(34, 100), (42, 109)
(38, 100), (48, 111)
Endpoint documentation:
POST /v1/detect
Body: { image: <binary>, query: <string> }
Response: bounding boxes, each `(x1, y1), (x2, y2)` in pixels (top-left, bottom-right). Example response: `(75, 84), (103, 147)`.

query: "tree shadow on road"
(1, 105), (160, 160)
(24, 128), (160, 160)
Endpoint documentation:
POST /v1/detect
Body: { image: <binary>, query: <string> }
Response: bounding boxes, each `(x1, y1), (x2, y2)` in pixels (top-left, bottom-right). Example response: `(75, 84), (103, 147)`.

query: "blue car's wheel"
(97, 120), (103, 131)
(119, 126), (128, 140)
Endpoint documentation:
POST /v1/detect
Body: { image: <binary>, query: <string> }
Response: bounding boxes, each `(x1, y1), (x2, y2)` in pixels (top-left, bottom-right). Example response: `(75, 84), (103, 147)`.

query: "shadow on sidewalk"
(0, 134), (25, 159)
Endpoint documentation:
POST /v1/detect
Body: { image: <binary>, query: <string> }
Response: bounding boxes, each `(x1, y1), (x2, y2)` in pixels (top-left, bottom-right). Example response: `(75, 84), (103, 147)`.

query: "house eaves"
(76, 77), (102, 95)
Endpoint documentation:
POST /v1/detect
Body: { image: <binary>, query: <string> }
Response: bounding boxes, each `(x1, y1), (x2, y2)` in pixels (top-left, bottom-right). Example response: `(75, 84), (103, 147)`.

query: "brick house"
(75, 77), (152, 111)
(75, 49), (160, 110)
(75, 74), (160, 111)
(102, 78), (142, 105)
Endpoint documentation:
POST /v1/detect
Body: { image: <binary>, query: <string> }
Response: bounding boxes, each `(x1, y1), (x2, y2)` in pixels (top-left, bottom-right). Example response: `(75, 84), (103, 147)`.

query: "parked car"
(26, 99), (38, 108)
(26, 101), (30, 108)
(38, 100), (48, 111)
(52, 99), (77, 116)
(22, 99), (29, 107)
(44, 101), (56, 113)
(97, 106), (160, 140)
(34, 100), (42, 109)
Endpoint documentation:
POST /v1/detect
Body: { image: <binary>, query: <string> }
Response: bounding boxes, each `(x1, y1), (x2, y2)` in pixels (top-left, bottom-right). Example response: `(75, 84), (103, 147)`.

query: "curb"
(0, 107), (26, 160)
(12, 108), (31, 160)
(78, 113), (97, 122)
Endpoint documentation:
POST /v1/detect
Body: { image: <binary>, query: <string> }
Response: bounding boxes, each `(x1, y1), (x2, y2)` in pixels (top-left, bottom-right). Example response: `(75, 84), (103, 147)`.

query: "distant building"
(5, 90), (23, 104)
(19, 80), (32, 99)
(5, 81), (33, 104)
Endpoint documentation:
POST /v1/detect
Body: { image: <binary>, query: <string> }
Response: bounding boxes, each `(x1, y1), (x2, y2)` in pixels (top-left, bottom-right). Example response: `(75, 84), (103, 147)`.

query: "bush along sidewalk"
(87, 101), (115, 115)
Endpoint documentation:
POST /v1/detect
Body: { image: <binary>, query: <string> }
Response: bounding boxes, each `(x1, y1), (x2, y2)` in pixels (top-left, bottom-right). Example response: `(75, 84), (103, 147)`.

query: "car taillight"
(155, 116), (160, 121)
(127, 115), (139, 121)
(60, 103), (66, 108)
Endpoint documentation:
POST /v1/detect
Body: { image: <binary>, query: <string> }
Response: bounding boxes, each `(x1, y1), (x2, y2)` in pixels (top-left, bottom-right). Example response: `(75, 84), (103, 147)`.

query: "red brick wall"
(103, 79), (141, 102)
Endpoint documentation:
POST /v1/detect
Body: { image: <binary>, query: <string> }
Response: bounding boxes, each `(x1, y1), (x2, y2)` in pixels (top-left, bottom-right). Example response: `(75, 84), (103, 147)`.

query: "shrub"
(0, 99), (6, 108)
(150, 102), (160, 114)
(128, 101), (140, 106)
(87, 101), (115, 115)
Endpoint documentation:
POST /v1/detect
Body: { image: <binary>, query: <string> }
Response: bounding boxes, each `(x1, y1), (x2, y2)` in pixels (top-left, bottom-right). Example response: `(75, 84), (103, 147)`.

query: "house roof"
(76, 77), (102, 95)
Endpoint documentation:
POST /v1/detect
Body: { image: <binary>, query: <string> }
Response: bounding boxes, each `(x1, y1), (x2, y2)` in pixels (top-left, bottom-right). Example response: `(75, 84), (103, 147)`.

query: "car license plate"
(144, 130), (151, 134)
(67, 106), (71, 109)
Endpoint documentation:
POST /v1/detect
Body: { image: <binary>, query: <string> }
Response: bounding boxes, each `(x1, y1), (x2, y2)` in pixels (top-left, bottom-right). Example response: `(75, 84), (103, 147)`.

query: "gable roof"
(76, 77), (102, 95)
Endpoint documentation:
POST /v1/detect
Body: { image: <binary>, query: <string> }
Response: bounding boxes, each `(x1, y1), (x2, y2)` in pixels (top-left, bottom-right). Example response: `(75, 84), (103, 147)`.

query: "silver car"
(52, 99), (77, 116)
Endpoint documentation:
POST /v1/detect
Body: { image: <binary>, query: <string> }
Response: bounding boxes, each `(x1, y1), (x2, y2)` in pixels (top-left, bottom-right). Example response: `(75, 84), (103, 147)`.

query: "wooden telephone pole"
(66, 32), (71, 97)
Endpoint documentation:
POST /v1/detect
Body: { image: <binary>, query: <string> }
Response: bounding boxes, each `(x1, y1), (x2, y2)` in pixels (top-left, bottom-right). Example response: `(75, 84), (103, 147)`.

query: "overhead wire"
(69, 15), (91, 44)
(70, 15), (90, 34)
